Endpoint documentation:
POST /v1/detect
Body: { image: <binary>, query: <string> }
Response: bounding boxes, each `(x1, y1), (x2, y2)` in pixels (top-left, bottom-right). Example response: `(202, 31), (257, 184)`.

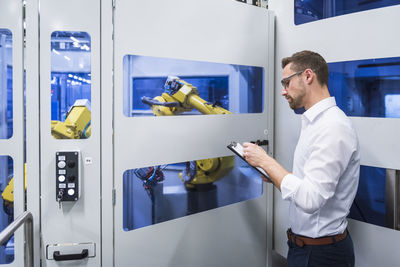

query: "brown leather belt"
(287, 229), (347, 247)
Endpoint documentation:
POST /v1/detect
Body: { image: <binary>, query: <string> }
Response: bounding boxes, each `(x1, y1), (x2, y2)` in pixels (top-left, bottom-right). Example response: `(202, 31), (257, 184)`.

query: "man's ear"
(305, 69), (314, 85)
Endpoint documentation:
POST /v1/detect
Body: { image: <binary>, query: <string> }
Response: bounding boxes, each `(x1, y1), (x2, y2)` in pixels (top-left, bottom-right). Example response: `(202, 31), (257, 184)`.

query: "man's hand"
(242, 142), (269, 167)
(261, 174), (272, 183)
(242, 142), (290, 190)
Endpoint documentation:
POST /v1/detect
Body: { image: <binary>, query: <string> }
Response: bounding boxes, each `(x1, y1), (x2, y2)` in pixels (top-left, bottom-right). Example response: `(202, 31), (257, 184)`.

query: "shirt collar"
(302, 97), (336, 123)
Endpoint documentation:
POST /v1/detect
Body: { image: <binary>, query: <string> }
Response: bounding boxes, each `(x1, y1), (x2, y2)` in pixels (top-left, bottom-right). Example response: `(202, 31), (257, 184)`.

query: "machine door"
(38, 0), (101, 266)
(0, 0), (25, 266)
(113, 0), (275, 266)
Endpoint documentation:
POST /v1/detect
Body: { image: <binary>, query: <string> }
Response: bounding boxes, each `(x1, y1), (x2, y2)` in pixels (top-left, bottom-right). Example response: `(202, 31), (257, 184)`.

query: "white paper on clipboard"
(227, 141), (270, 180)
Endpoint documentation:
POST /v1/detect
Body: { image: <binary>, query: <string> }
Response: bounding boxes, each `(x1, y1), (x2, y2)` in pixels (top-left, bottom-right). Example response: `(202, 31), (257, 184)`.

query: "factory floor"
(272, 250), (287, 267)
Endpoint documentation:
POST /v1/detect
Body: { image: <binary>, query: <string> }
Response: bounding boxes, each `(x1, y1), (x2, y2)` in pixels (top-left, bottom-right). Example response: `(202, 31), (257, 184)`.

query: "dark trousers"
(287, 231), (355, 267)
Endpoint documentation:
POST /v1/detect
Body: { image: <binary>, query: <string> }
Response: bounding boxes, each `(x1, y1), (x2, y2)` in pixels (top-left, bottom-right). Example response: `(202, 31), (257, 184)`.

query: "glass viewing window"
(123, 155), (263, 231)
(0, 29), (13, 139)
(50, 31), (92, 139)
(123, 55), (264, 117)
(0, 155), (14, 263)
(295, 0), (400, 25)
(328, 56), (400, 118)
(348, 165), (400, 232)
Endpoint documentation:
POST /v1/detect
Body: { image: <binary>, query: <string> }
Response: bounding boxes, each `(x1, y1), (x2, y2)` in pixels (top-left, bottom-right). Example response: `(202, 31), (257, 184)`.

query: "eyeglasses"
(281, 70), (305, 89)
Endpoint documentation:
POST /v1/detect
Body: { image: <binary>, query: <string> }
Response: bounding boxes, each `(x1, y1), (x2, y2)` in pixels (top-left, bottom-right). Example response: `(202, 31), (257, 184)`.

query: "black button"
(68, 175), (75, 182)
(67, 161), (76, 168)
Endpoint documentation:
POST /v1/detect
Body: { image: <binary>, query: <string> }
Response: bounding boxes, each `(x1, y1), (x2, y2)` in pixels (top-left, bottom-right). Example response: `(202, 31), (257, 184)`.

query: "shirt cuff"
(281, 173), (302, 200)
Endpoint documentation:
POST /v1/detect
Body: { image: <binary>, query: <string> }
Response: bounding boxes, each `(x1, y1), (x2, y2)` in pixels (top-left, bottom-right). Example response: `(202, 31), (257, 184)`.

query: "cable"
(82, 121), (91, 138)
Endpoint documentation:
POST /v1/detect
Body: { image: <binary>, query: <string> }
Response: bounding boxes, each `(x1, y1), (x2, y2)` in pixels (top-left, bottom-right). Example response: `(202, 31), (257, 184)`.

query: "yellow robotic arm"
(1, 164), (27, 209)
(2, 100), (92, 212)
(51, 99), (91, 139)
(142, 76), (234, 189)
(141, 76), (231, 116)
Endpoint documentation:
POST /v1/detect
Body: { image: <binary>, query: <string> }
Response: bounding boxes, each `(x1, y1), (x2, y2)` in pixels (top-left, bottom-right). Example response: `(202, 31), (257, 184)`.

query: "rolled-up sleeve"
(281, 173), (302, 199)
(281, 124), (357, 214)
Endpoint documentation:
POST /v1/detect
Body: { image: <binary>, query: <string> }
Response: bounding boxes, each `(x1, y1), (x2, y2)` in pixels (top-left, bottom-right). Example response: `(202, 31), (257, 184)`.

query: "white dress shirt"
(281, 97), (360, 238)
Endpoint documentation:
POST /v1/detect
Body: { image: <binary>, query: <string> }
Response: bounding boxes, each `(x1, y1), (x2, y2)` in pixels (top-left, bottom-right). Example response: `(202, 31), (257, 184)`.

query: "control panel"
(56, 151), (80, 204)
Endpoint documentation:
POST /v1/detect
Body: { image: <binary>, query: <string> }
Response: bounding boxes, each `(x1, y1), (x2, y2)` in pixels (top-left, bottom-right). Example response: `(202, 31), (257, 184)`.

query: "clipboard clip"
(250, 139), (268, 146)
(230, 140), (268, 146)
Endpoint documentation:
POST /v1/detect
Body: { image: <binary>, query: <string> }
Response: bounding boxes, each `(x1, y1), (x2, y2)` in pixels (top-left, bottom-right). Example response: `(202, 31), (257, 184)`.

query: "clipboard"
(227, 141), (271, 181)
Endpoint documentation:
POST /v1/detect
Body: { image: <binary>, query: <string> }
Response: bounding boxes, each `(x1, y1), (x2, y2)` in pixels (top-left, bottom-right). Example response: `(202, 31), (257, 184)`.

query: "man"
(243, 50), (360, 267)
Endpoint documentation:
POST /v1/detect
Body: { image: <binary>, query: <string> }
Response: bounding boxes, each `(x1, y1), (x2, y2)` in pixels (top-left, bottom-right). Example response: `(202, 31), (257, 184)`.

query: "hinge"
(112, 0), (116, 8)
(112, 189), (116, 205)
(261, 0), (268, 9)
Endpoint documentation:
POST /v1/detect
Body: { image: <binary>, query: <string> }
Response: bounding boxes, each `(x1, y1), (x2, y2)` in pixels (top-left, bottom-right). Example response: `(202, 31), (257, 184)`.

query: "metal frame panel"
(269, 1), (400, 266)
(351, 117), (400, 169)
(25, 0), (42, 266)
(385, 169), (400, 230)
(100, 0), (114, 266)
(265, 13), (275, 267)
(113, 0), (274, 266)
(38, 0), (102, 266)
(0, 0), (25, 266)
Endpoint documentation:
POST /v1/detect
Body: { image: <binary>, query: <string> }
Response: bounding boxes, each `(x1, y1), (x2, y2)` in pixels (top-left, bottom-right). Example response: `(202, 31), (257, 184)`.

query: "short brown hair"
(281, 50), (329, 87)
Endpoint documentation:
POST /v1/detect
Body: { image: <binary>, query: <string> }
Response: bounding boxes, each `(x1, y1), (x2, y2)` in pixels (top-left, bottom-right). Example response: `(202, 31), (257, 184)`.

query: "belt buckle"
(294, 236), (304, 247)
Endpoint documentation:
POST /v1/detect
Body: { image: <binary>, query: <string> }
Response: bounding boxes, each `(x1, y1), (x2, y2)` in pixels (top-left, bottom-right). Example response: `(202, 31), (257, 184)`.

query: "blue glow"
(0, 156), (14, 263)
(131, 76), (229, 112)
(348, 165), (386, 227)
(123, 55), (264, 117)
(50, 31), (91, 139)
(123, 156), (263, 231)
(0, 29), (13, 139)
(295, 0), (400, 25)
(50, 72), (92, 121)
(328, 57), (400, 118)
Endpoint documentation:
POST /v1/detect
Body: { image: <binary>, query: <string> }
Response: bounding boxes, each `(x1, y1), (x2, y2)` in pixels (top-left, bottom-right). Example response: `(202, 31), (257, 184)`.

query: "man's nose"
(281, 88), (288, 96)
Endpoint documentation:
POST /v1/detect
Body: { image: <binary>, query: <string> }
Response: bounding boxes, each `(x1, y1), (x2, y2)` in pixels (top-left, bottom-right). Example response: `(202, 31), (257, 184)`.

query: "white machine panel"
(0, 0), (25, 266)
(38, 0), (101, 266)
(113, 0), (274, 266)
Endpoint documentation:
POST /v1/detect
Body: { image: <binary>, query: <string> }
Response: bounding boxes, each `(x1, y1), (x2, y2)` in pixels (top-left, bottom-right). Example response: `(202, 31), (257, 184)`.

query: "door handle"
(53, 249), (89, 261)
